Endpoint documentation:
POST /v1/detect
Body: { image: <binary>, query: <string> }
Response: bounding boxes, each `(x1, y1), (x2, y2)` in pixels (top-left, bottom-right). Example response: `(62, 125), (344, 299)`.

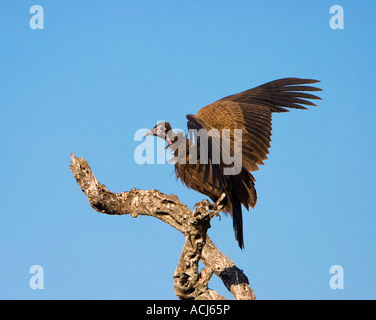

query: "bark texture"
(69, 153), (255, 300)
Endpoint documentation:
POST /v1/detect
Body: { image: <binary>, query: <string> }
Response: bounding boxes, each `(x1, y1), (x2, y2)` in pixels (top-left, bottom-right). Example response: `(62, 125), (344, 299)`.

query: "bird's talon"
(209, 203), (223, 220)
(210, 210), (222, 220)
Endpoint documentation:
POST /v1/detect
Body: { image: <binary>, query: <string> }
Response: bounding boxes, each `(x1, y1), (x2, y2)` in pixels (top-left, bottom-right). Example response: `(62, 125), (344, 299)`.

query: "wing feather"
(194, 78), (321, 172)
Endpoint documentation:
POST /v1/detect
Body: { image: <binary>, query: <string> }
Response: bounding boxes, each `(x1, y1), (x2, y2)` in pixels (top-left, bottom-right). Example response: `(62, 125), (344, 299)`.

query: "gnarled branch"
(69, 153), (255, 300)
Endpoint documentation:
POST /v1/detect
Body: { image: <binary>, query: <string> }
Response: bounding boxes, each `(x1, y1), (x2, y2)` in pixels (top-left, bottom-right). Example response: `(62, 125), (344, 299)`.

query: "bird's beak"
(145, 129), (154, 137)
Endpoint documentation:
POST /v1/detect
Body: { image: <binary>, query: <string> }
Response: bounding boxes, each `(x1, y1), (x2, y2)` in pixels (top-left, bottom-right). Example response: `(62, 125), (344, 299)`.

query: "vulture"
(146, 78), (322, 249)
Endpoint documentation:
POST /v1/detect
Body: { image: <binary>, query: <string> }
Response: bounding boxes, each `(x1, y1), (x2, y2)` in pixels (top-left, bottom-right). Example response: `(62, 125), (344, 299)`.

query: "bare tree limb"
(69, 152), (255, 300)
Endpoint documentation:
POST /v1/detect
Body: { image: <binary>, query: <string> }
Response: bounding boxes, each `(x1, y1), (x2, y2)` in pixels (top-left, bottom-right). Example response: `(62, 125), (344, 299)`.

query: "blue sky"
(1, 1), (375, 299)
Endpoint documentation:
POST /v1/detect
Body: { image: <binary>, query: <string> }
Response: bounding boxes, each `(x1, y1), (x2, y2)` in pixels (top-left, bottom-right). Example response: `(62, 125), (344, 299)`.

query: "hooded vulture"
(146, 78), (322, 249)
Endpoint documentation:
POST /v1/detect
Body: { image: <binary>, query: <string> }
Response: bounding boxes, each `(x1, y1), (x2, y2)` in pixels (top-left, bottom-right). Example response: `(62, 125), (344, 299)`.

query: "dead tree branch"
(69, 153), (255, 300)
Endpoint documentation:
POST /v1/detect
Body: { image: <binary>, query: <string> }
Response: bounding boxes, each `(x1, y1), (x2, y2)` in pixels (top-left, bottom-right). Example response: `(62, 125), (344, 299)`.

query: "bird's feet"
(193, 193), (226, 220)
(193, 199), (222, 220)
(208, 203), (223, 220)
(209, 192), (226, 220)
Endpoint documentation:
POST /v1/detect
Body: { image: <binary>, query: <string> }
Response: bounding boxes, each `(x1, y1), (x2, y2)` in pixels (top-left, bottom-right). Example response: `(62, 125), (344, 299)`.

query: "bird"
(146, 78), (322, 249)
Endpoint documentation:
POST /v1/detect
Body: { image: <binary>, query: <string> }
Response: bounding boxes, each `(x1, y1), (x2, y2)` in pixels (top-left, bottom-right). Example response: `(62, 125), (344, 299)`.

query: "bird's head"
(145, 121), (175, 145)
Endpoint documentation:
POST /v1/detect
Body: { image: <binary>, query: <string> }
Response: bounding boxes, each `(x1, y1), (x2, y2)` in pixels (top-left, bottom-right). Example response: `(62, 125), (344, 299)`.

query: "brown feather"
(161, 78), (322, 249)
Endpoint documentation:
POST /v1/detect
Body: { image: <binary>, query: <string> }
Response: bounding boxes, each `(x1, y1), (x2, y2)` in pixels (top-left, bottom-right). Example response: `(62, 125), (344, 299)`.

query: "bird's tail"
(228, 189), (244, 249)
(226, 170), (258, 249)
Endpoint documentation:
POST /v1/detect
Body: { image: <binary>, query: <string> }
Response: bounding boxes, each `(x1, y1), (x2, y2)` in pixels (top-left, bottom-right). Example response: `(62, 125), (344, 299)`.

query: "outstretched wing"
(195, 78), (322, 173)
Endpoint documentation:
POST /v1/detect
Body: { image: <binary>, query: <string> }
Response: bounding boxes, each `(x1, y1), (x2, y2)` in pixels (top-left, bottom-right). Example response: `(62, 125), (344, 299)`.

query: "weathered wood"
(69, 152), (255, 300)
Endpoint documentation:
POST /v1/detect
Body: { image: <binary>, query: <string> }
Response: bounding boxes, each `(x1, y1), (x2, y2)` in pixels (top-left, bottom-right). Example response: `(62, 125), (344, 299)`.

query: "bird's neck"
(166, 132), (187, 155)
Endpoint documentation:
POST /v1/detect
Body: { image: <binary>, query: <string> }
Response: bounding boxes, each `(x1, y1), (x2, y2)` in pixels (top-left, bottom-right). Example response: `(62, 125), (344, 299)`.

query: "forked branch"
(69, 153), (255, 300)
